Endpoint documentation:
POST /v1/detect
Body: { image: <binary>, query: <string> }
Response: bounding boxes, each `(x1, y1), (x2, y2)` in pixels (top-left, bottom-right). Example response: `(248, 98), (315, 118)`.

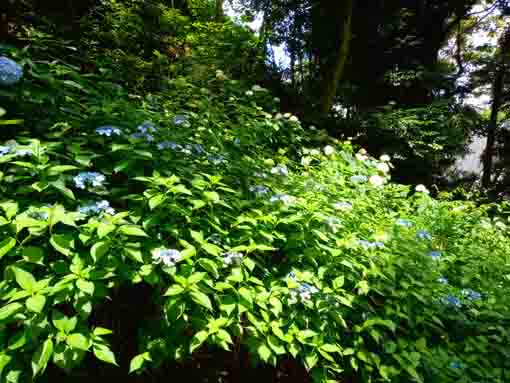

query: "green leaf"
(149, 194), (166, 210)
(26, 295), (46, 313)
(357, 280), (370, 295)
(93, 345), (118, 366)
(97, 223), (116, 238)
(90, 241), (110, 262)
(204, 191), (220, 203)
(67, 333), (90, 351)
(164, 285), (185, 296)
(202, 243), (222, 256)
(190, 330), (209, 353)
(190, 230), (204, 244)
(76, 279), (94, 295)
(119, 225), (148, 237)
(267, 335), (286, 355)
(190, 290), (213, 311)
(129, 352), (151, 374)
(52, 311), (77, 334)
(12, 267), (36, 292)
(257, 343), (272, 362)
(47, 165), (79, 175)
(50, 234), (75, 256)
(0, 354), (12, 378)
(332, 276), (345, 289)
(32, 338), (54, 377)
(304, 352), (319, 370)
(0, 303), (23, 322)
(22, 246), (44, 264)
(0, 237), (16, 259)
(198, 259), (219, 278)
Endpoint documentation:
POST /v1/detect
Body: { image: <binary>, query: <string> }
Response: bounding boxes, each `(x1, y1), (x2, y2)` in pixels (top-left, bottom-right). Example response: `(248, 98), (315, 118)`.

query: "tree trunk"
(318, 0), (353, 114)
(215, 0), (224, 21)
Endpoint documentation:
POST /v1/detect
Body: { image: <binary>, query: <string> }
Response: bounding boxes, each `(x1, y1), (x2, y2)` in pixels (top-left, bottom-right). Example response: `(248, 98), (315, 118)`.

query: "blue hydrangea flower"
(15, 149), (32, 157)
(358, 240), (385, 249)
(233, 137), (241, 145)
(137, 121), (157, 133)
(173, 115), (188, 126)
(157, 141), (182, 151)
(271, 165), (289, 177)
(417, 230), (432, 241)
(78, 200), (115, 216)
(428, 251), (442, 260)
(28, 211), (49, 221)
(192, 144), (206, 155)
(438, 277), (449, 284)
(153, 248), (182, 267)
(0, 146), (11, 156)
(460, 288), (482, 301)
(0, 57), (23, 86)
(333, 201), (353, 211)
(350, 175), (368, 183)
(441, 294), (462, 308)
(290, 283), (319, 302)
(270, 194), (293, 205)
(73, 172), (106, 189)
(96, 125), (122, 137)
(208, 154), (227, 165)
(287, 271), (297, 280)
(396, 219), (413, 228)
(249, 185), (270, 196)
(449, 361), (462, 370)
(223, 251), (243, 265)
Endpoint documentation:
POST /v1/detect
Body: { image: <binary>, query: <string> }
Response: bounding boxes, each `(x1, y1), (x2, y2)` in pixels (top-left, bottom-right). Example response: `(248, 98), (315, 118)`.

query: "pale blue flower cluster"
(131, 121), (157, 142)
(441, 294), (462, 308)
(428, 250), (442, 260)
(208, 154), (227, 165)
(460, 288), (482, 301)
(0, 57), (23, 86)
(153, 248), (182, 267)
(96, 125), (122, 137)
(74, 172), (106, 189)
(270, 194), (293, 205)
(0, 145), (32, 157)
(271, 165), (289, 177)
(333, 201), (353, 210)
(254, 171), (269, 178)
(417, 230), (432, 241)
(358, 240), (385, 249)
(157, 141), (182, 151)
(290, 283), (319, 302)
(450, 361), (462, 370)
(29, 211), (49, 221)
(78, 200), (115, 216)
(438, 277), (449, 284)
(173, 115), (188, 126)
(396, 219), (413, 227)
(350, 175), (368, 183)
(223, 251), (243, 265)
(249, 185), (270, 196)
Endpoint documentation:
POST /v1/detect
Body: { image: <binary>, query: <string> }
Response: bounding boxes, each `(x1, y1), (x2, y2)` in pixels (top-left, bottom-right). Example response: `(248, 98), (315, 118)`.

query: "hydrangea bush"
(0, 53), (509, 383)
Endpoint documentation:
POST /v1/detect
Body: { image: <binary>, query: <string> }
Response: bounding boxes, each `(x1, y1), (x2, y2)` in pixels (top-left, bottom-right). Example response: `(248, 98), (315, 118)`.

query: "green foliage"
(0, 32), (509, 383)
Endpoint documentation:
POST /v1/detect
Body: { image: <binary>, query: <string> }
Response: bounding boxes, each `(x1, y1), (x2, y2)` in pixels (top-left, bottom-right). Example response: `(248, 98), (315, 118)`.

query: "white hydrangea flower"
(369, 175), (385, 187)
(289, 115), (299, 122)
(376, 162), (390, 173)
(301, 156), (312, 166)
(310, 149), (320, 156)
(274, 113), (283, 119)
(309, 125), (317, 131)
(215, 70), (227, 80)
(323, 145), (335, 156)
(245, 90), (254, 96)
(283, 113), (291, 118)
(356, 153), (368, 162)
(415, 184), (430, 194)
(252, 85), (265, 92)
(380, 154), (391, 162)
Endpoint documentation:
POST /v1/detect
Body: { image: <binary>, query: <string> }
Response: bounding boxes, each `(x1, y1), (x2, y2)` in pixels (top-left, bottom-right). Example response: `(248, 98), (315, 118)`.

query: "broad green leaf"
(66, 333), (90, 351)
(201, 243), (222, 256)
(52, 311), (77, 334)
(119, 225), (148, 237)
(0, 201), (18, 220)
(12, 267), (36, 292)
(198, 259), (219, 278)
(47, 165), (79, 175)
(93, 327), (113, 336)
(267, 335), (286, 355)
(190, 290), (213, 311)
(8, 331), (27, 351)
(304, 352), (319, 370)
(22, 246), (44, 264)
(0, 354), (12, 378)
(50, 234), (75, 256)
(190, 330), (208, 353)
(0, 237), (16, 259)
(257, 343), (272, 362)
(190, 230), (204, 244)
(0, 303), (23, 322)
(332, 276), (345, 289)
(204, 191), (220, 202)
(31, 338), (53, 377)
(93, 345), (118, 365)
(76, 279), (94, 295)
(26, 295), (46, 313)
(164, 285), (185, 296)
(129, 352), (151, 374)
(90, 241), (110, 262)
(148, 194), (165, 210)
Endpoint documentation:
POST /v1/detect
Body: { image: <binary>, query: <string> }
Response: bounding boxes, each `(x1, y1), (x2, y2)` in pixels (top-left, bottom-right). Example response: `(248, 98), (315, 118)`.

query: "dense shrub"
(0, 45), (509, 383)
